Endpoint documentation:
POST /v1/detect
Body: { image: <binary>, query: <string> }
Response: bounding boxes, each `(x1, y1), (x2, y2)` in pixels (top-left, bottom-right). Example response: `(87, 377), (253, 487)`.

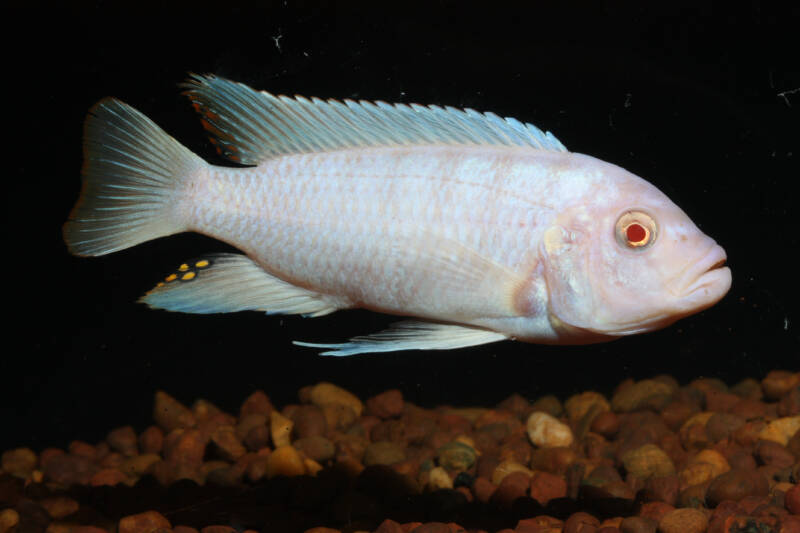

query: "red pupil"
(626, 223), (647, 243)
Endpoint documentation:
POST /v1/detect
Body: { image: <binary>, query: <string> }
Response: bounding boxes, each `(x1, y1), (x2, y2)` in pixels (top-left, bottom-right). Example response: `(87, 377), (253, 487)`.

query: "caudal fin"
(64, 98), (205, 256)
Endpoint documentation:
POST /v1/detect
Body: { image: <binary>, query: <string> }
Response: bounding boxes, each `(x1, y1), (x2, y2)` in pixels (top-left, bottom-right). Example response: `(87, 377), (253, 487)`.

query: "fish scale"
(189, 146), (544, 318)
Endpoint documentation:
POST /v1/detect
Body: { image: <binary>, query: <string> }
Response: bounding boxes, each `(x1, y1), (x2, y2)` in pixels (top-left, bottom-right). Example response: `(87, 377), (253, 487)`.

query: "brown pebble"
(0, 509), (19, 533)
(497, 393), (532, 419)
(367, 389), (404, 419)
(43, 453), (98, 486)
(676, 480), (709, 509)
(106, 426), (138, 457)
(409, 523), (451, 533)
(120, 453), (161, 478)
(375, 519), (404, 533)
(472, 476), (495, 503)
(491, 460), (533, 485)
(679, 413), (713, 450)
(599, 480), (636, 500)
(294, 436), (336, 463)
(565, 391), (610, 424)
(89, 468), (128, 487)
(153, 458), (204, 486)
(291, 405), (329, 439)
(364, 441), (407, 466)
(612, 379), (673, 413)
(529, 471), (567, 506)
(197, 412), (238, 443)
(39, 496), (79, 520)
(243, 425), (270, 451)
(706, 468), (768, 506)
(643, 475), (679, 506)
(173, 526), (200, 533)
(639, 502), (675, 523)
(620, 516), (656, 533)
(236, 413), (267, 440)
(491, 471), (530, 508)
(564, 512), (600, 533)
(657, 508), (708, 533)
(209, 425), (247, 461)
(778, 385), (800, 416)
(245, 455), (270, 482)
(705, 389), (741, 413)
(780, 516), (800, 533)
(321, 403), (359, 431)
(591, 411), (620, 438)
(731, 378), (764, 400)
(1, 448), (37, 479)
(531, 395), (564, 418)
(153, 391), (196, 431)
(240, 390), (274, 417)
(786, 483), (800, 514)
(499, 433), (533, 465)
(138, 426), (164, 454)
(755, 439), (796, 468)
(164, 429), (207, 465)
(733, 419), (768, 447)
(308, 382), (364, 417)
(530, 447), (577, 476)
(201, 527), (238, 533)
(68, 440), (97, 460)
(71, 527), (109, 533)
(621, 444), (675, 479)
(100, 451), (124, 470)
(762, 371), (800, 400)
(596, 527), (620, 533)
(660, 401), (700, 432)
(705, 413), (745, 442)
(517, 516), (563, 533)
(265, 445), (306, 478)
(118, 510), (171, 533)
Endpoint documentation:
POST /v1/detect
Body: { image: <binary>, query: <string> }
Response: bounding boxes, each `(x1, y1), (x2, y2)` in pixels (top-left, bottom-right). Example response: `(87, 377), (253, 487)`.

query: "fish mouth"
(677, 244), (731, 312)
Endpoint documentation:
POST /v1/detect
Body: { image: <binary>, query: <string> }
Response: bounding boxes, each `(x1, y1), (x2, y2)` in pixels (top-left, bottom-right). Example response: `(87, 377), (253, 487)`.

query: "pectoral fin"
(294, 321), (508, 356)
(140, 253), (341, 317)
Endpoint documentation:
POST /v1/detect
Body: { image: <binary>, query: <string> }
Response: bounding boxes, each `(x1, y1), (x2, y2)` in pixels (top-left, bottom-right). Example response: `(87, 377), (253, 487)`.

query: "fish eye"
(615, 210), (657, 250)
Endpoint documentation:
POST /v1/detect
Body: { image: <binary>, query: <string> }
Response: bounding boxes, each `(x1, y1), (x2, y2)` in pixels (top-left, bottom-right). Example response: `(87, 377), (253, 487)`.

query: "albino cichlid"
(64, 74), (731, 356)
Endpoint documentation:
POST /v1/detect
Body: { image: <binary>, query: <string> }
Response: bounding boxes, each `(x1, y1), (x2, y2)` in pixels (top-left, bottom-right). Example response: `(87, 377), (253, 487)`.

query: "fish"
(63, 74), (732, 356)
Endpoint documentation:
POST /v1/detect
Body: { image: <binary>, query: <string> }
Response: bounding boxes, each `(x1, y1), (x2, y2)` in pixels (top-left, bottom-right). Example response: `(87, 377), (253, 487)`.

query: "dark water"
(5, 2), (797, 453)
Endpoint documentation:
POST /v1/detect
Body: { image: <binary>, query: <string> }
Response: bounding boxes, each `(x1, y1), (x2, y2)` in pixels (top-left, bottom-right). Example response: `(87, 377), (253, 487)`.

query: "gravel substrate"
(1, 371), (798, 533)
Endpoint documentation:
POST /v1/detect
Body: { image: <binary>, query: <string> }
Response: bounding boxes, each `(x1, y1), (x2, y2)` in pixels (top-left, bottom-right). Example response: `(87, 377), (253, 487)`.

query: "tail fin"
(64, 99), (205, 256)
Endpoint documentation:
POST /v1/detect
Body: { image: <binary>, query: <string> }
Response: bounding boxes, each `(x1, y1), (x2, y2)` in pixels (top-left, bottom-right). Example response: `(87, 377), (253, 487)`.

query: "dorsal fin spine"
(182, 73), (568, 165)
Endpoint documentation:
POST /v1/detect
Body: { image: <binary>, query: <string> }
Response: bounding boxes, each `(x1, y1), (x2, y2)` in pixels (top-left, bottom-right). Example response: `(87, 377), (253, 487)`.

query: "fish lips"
(676, 244), (732, 313)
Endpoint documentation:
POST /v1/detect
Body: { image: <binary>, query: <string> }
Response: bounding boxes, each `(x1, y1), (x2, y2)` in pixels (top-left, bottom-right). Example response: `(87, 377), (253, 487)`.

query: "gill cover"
(541, 225), (601, 331)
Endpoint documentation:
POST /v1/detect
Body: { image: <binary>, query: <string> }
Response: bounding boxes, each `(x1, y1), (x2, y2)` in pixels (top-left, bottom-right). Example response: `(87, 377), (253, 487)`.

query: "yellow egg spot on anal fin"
(195, 259), (209, 268)
(165, 274), (178, 282)
(178, 264), (190, 271)
(181, 271), (196, 281)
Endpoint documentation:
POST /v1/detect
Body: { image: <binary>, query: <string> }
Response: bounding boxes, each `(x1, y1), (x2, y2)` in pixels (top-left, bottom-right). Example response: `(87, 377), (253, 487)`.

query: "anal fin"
(140, 253), (340, 317)
(294, 321), (507, 356)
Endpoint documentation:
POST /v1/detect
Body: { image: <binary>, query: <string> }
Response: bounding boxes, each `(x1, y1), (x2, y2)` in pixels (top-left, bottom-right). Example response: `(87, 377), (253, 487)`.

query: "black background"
(4, 2), (798, 453)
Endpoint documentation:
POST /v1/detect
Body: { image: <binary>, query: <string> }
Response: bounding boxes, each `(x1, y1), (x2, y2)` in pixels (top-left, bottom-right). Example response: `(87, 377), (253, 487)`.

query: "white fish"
(64, 74), (731, 356)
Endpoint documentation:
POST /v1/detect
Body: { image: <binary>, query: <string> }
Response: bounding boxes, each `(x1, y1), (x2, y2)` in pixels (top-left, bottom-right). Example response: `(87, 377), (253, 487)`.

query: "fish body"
(64, 75), (731, 355)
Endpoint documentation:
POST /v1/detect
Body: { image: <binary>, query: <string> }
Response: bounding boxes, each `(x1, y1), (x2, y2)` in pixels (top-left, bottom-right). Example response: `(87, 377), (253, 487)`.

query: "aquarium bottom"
(0, 371), (798, 533)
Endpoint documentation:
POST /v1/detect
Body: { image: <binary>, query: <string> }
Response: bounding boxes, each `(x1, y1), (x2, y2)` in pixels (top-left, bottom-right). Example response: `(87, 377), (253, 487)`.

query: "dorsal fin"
(182, 74), (567, 165)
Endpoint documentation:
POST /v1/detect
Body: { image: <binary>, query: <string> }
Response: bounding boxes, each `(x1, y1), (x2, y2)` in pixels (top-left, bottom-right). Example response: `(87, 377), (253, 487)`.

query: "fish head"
(541, 163), (731, 339)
